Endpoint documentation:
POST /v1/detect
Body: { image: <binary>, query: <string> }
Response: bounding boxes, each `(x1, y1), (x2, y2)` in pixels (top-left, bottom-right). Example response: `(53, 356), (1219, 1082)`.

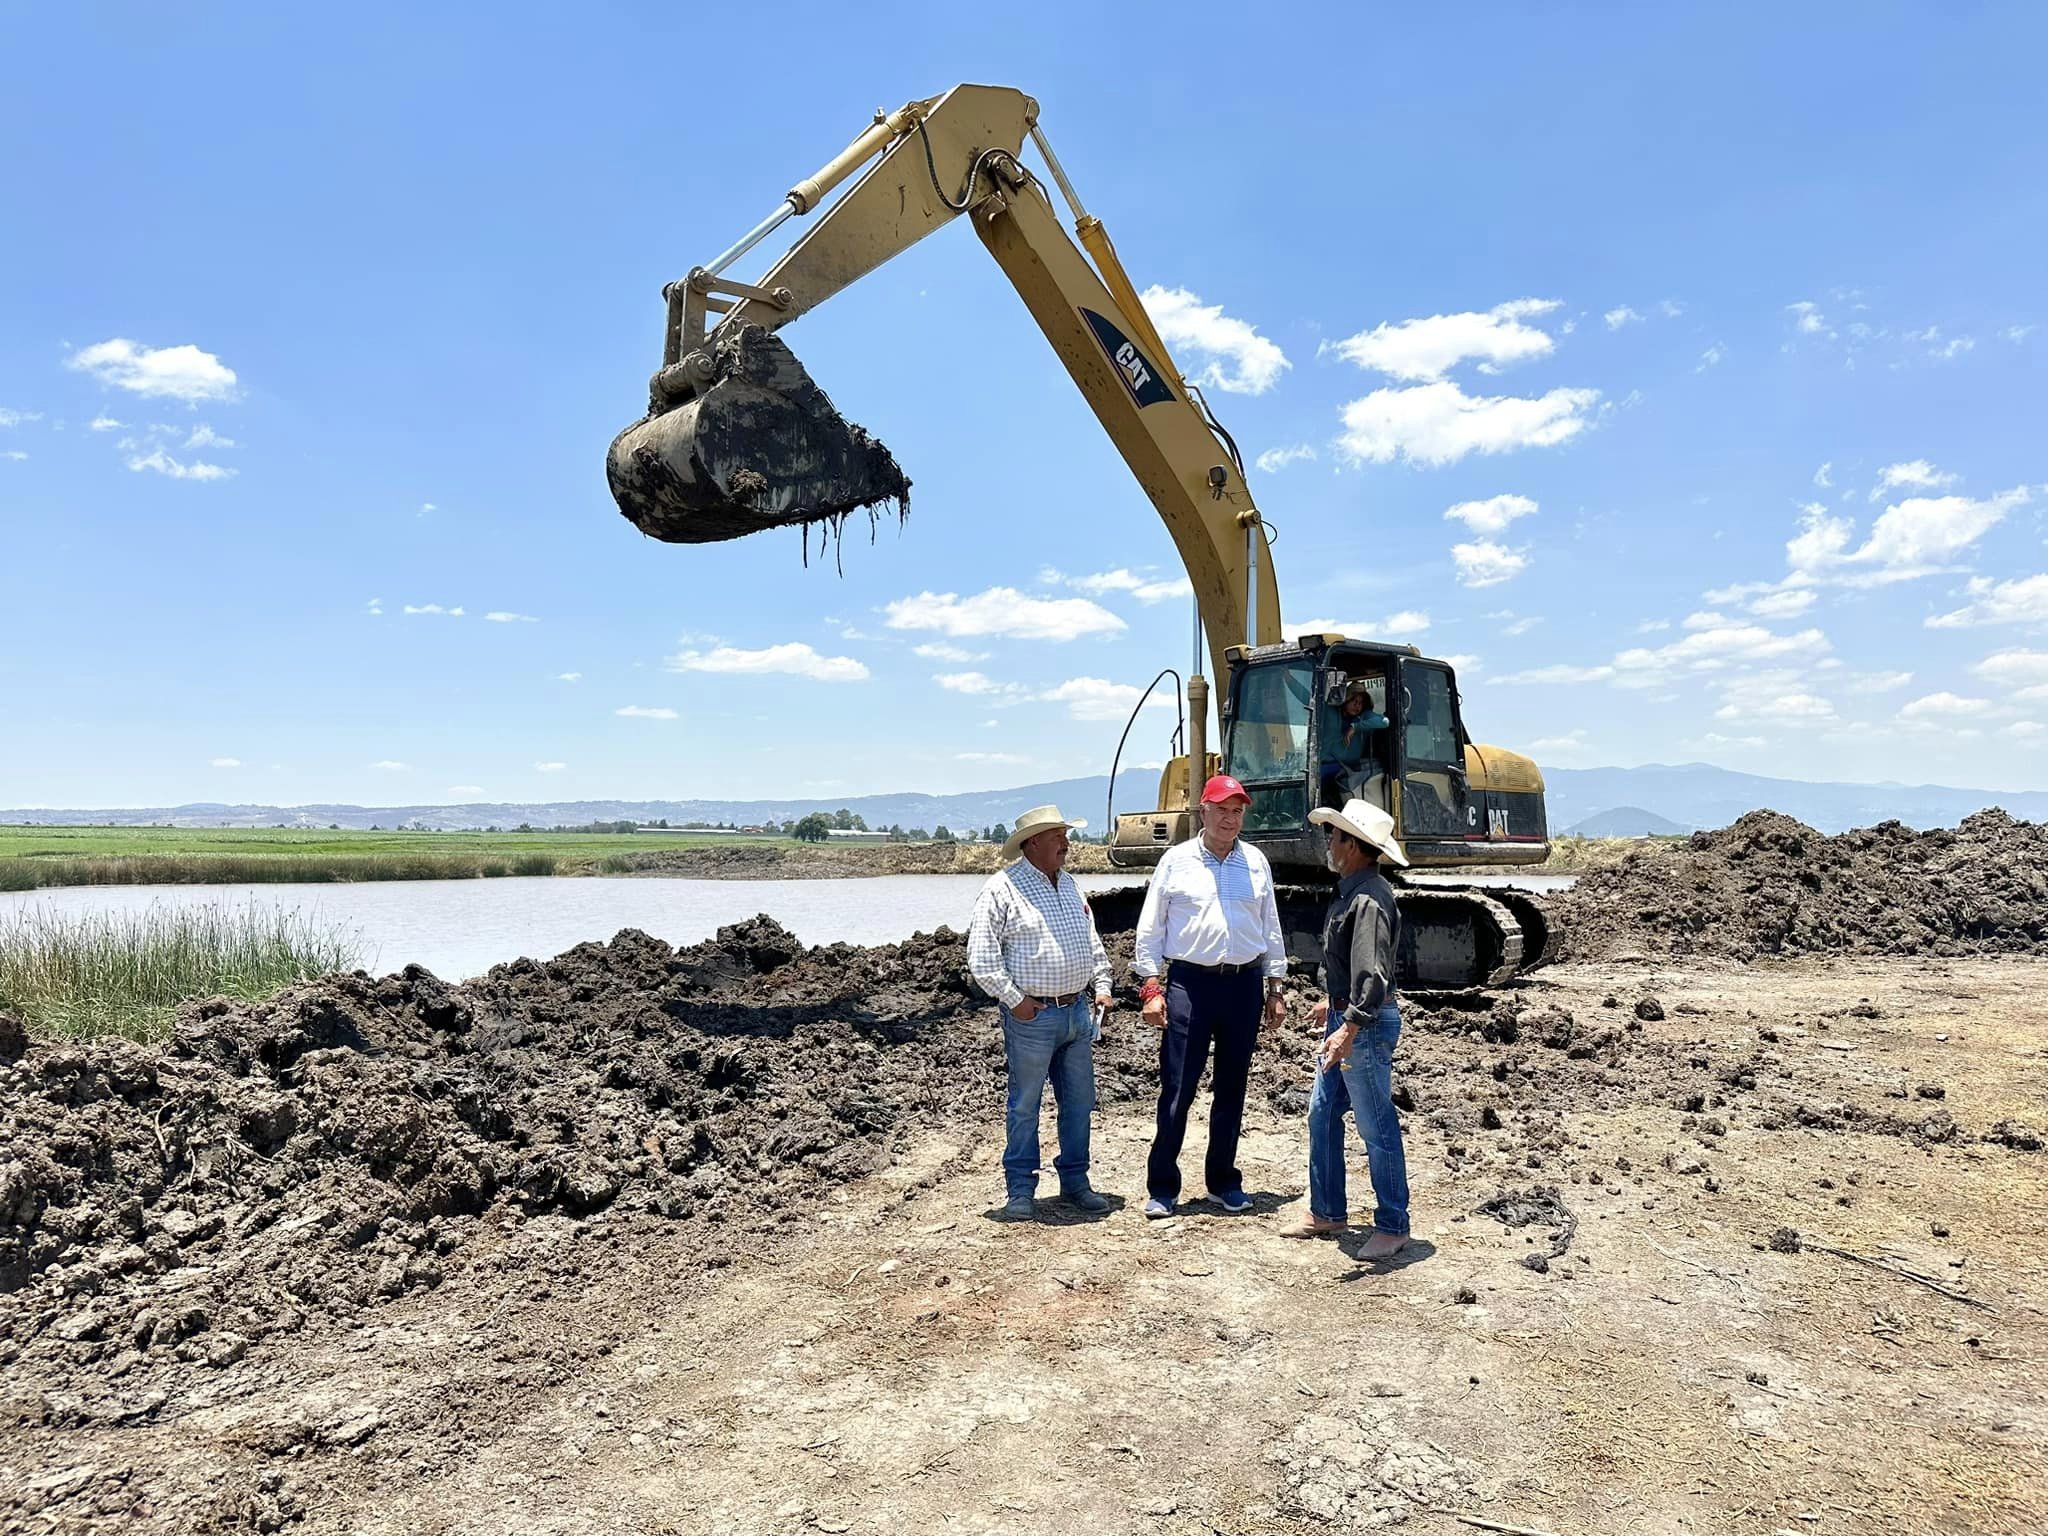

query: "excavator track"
(1086, 880), (1548, 993)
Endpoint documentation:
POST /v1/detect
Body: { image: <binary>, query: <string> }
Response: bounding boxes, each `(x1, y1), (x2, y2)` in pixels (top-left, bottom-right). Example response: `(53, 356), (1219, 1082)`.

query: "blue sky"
(4, 3), (2045, 809)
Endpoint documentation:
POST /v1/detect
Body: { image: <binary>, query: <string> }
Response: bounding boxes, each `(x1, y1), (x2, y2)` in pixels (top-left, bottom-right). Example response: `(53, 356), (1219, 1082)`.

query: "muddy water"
(0, 871), (1573, 982)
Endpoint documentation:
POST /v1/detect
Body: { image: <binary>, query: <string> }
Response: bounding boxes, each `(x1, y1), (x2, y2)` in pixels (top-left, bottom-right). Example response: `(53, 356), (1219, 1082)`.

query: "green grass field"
(0, 825), (784, 891)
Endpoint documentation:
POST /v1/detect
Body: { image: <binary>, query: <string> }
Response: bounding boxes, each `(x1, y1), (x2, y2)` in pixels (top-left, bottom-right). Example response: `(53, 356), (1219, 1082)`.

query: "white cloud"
(1450, 540), (1529, 588)
(1787, 300), (1830, 337)
(1039, 677), (1174, 723)
(912, 642), (989, 663)
(1695, 343), (1726, 371)
(933, 671), (1021, 697)
(1898, 692), (1991, 720)
(1603, 306), (1643, 330)
(126, 446), (236, 481)
(1712, 672), (1836, 722)
(1326, 298), (1560, 382)
(87, 415), (124, 432)
(1289, 611), (1431, 641)
(1137, 285), (1288, 395)
(1689, 732), (1768, 750)
(1907, 326), (1975, 361)
(616, 705), (679, 719)
(183, 424), (234, 450)
(1845, 670), (1913, 694)
(1658, 299), (1686, 319)
(2003, 720), (2045, 742)
(534, 761), (567, 773)
(1926, 573), (2048, 630)
(1439, 654), (1482, 672)
(448, 785), (485, 796)
(1443, 493), (1538, 535)
(1634, 619), (1671, 634)
(1494, 613), (1542, 637)
(2003, 325), (2035, 344)
(1490, 662), (1616, 685)
(1812, 462), (1833, 488)
(370, 760), (411, 772)
(1608, 613), (1832, 689)
(954, 751), (1028, 764)
(666, 641), (869, 682)
(1335, 380), (1599, 467)
(1874, 459), (1957, 495)
(1071, 568), (1194, 604)
(209, 757), (242, 768)
(0, 408), (43, 427)
(0, 450), (25, 463)
(555, 671), (582, 682)
(418, 502), (437, 517)
(1746, 587), (1816, 619)
(1529, 730), (1590, 754)
(366, 597), (385, 617)
(403, 603), (465, 617)
(883, 587), (1125, 642)
(66, 338), (239, 402)
(1971, 650), (2048, 698)
(485, 611), (539, 623)
(1779, 487), (2028, 588)
(1255, 443), (1317, 474)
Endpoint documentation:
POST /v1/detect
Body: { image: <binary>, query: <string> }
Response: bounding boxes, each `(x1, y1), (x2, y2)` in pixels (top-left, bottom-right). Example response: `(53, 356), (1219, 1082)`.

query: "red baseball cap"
(1200, 773), (1251, 806)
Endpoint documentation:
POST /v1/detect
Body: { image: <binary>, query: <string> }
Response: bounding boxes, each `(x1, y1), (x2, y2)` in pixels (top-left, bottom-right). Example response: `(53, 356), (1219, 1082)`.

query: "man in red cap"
(1132, 774), (1289, 1217)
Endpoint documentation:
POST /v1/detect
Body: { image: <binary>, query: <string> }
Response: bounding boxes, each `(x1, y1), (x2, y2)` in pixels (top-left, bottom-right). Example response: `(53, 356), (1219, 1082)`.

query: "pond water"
(0, 870), (1574, 982)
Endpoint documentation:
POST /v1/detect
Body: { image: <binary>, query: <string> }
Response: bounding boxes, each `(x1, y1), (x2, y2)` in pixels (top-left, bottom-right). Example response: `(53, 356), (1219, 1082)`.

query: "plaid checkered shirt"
(966, 859), (1112, 1011)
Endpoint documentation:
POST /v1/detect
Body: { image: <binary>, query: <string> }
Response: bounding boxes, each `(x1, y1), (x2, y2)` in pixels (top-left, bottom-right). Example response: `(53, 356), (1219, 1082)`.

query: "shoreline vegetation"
(0, 824), (1649, 892)
(0, 903), (363, 1043)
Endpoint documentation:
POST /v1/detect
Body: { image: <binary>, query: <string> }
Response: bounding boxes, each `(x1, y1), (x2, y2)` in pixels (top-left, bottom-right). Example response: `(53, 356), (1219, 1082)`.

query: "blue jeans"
(1001, 998), (1096, 1198)
(1306, 1000), (1409, 1235)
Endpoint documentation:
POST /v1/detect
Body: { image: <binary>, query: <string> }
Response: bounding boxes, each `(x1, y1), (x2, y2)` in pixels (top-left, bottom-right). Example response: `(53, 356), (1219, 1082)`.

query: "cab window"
(1226, 660), (1314, 782)
(1403, 664), (1459, 765)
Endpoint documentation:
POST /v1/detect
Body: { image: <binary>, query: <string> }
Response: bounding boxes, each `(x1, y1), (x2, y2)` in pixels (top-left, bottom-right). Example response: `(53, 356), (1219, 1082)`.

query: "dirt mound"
(0, 920), (1005, 1379)
(1553, 808), (2048, 961)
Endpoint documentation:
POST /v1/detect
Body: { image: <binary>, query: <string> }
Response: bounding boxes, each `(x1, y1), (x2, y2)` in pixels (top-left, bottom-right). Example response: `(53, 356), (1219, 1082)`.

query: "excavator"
(605, 84), (1553, 987)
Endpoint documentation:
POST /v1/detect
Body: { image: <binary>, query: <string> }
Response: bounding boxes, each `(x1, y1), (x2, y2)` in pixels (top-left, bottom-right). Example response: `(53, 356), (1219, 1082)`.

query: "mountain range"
(5, 763), (2045, 837)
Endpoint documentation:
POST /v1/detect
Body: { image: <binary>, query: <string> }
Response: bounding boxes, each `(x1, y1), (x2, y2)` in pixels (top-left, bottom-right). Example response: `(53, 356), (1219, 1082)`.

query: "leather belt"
(1030, 990), (1086, 1007)
(1169, 959), (1261, 976)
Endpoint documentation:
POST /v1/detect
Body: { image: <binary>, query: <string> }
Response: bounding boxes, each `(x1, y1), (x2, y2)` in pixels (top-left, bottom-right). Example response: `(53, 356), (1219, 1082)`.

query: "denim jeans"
(1001, 998), (1096, 1198)
(1305, 1000), (1409, 1235)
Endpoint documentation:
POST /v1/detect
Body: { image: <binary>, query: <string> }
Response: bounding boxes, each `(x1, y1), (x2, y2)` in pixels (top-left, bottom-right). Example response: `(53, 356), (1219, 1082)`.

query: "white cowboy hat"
(1308, 798), (1410, 867)
(1002, 804), (1086, 861)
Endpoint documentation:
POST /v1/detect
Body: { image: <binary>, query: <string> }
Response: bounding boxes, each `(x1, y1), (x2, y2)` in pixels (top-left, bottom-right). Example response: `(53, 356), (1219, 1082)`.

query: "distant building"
(823, 828), (891, 845)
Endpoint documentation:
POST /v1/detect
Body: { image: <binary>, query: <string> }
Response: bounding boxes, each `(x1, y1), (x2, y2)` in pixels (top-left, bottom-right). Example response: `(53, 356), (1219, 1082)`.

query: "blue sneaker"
(1212, 1189), (1254, 1214)
(1142, 1197), (1176, 1219)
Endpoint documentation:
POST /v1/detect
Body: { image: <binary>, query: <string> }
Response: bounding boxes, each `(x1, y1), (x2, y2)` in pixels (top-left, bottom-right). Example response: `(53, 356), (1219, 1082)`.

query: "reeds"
(0, 851), (559, 891)
(0, 902), (364, 1042)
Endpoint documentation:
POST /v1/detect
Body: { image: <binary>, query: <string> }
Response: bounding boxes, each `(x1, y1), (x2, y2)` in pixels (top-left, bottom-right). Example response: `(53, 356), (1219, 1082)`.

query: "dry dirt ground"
(7, 955), (2045, 1536)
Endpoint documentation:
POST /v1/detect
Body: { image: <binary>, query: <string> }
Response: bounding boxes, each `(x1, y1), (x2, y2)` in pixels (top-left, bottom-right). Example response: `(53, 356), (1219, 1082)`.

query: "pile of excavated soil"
(1552, 808), (2048, 962)
(12, 908), (2034, 1426)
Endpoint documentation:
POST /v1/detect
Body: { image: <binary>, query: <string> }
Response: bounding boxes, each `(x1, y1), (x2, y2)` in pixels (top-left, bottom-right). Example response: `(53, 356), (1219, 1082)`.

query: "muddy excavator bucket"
(606, 326), (910, 544)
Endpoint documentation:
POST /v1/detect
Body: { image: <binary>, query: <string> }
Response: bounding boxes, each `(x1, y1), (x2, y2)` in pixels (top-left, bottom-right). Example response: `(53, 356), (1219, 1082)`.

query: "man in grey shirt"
(1284, 798), (1411, 1257)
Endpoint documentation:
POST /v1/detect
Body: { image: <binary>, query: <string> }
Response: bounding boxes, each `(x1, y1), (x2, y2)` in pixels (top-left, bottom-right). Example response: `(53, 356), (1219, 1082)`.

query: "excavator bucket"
(606, 326), (910, 544)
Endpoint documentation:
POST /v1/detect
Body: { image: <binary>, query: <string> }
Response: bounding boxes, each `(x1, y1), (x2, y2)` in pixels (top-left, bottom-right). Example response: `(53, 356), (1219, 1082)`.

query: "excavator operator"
(1319, 678), (1389, 809)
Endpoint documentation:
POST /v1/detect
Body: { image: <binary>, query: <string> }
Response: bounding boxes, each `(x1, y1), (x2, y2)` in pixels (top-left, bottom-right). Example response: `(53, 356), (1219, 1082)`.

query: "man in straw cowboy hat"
(1284, 797), (1411, 1257)
(1133, 774), (1289, 1218)
(966, 804), (1114, 1220)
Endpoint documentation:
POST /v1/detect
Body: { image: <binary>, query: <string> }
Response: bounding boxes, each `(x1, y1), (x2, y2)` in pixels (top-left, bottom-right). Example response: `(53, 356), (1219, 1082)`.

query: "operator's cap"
(1200, 774), (1251, 806)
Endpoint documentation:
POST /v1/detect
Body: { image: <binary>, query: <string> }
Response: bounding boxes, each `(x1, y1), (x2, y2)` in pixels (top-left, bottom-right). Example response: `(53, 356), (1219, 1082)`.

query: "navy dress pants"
(1147, 965), (1263, 1202)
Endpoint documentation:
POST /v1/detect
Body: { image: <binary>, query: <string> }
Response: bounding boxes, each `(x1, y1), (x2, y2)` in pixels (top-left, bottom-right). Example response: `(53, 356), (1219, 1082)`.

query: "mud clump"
(1554, 808), (2048, 961)
(607, 324), (910, 547)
